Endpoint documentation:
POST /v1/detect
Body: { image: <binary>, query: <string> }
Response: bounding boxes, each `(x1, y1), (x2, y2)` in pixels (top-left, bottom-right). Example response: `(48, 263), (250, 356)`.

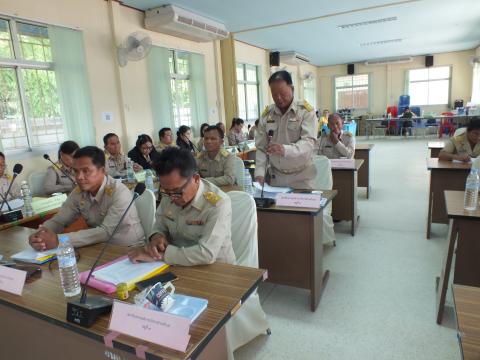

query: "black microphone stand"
(66, 183), (145, 327)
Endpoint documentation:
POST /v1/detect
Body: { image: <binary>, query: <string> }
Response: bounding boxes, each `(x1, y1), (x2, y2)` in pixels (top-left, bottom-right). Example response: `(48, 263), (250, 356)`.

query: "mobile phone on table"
(135, 272), (178, 291)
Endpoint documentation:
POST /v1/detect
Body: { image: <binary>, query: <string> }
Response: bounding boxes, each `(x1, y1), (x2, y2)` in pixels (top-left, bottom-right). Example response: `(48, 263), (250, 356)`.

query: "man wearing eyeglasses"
(28, 146), (145, 249)
(128, 147), (236, 266)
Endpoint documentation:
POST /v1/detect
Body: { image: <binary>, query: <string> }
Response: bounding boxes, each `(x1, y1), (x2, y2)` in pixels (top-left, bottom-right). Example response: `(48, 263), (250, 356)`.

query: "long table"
(453, 285), (480, 360)
(426, 158), (470, 238)
(428, 141), (445, 158)
(331, 159), (364, 236)
(257, 190), (336, 311)
(355, 144), (374, 198)
(0, 227), (265, 360)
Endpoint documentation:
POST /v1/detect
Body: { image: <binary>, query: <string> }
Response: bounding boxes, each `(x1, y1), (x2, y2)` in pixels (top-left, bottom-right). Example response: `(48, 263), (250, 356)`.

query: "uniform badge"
(204, 191), (221, 205)
(105, 186), (115, 196)
(186, 219), (205, 225)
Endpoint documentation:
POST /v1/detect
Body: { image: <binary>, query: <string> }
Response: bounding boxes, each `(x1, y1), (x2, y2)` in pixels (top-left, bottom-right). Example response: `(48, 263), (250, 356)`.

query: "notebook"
(167, 294), (208, 323)
(11, 247), (57, 264)
(80, 256), (169, 293)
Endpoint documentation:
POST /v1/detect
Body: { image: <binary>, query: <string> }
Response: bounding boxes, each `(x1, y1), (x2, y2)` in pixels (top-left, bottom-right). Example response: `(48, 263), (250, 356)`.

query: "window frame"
(236, 63), (260, 123)
(334, 74), (370, 112)
(407, 66), (451, 106)
(0, 16), (59, 155)
(302, 76), (316, 109)
(169, 50), (192, 129)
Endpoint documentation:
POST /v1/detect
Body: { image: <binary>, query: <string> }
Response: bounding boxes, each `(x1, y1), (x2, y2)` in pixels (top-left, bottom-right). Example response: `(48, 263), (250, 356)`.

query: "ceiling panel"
(121, 0), (480, 66)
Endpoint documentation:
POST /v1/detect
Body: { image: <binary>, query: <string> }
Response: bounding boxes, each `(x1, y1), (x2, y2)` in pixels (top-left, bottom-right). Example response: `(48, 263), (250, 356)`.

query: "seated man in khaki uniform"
(196, 125), (236, 186)
(29, 146), (145, 250)
(439, 118), (480, 162)
(0, 152), (21, 201)
(316, 113), (355, 159)
(104, 133), (142, 177)
(156, 127), (175, 152)
(44, 140), (78, 195)
(128, 147), (236, 266)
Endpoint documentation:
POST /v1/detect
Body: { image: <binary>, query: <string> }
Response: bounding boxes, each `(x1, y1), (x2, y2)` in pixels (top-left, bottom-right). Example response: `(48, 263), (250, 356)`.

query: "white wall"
(317, 50), (475, 115)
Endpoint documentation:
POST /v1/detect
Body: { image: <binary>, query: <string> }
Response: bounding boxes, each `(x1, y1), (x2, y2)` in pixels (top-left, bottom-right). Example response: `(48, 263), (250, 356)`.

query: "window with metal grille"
(303, 77), (316, 109)
(0, 18), (64, 153)
(408, 66), (450, 105)
(334, 74), (369, 111)
(169, 50), (192, 128)
(236, 63), (260, 123)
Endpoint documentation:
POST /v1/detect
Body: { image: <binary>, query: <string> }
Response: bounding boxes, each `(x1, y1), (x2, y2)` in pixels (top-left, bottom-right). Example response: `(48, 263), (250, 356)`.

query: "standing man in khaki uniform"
(316, 113), (356, 159)
(103, 133), (142, 177)
(0, 152), (21, 201)
(439, 118), (480, 162)
(255, 70), (317, 189)
(128, 147), (236, 266)
(28, 146), (145, 249)
(196, 125), (236, 186)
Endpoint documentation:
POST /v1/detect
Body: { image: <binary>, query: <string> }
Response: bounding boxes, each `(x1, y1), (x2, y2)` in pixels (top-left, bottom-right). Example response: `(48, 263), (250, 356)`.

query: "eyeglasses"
(159, 176), (192, 199)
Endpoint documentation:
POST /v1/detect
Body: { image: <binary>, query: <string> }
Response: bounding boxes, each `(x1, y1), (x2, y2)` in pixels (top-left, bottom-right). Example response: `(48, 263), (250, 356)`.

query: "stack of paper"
(11, 247), (57, 264)
(93, 257), (169, 290)
(253, 182), (292, 199)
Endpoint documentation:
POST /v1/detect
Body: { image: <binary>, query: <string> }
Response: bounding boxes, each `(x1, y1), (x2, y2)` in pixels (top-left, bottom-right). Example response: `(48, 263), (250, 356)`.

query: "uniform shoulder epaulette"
(196, 151), (204, 159)
(261, 105), (271, 118)
(343, 131), (353, 137)
(105, 185), (115, 196)
(6, 174), (12, 181)
(220, 149), (229, 157)
(73, 185), (81, 194)
(300, 100), (314, 112)
(203, 191), (221, 205)
(55, 162), (63, 169)
(104, 151), (111, 160)
(452, 133), (466, 143)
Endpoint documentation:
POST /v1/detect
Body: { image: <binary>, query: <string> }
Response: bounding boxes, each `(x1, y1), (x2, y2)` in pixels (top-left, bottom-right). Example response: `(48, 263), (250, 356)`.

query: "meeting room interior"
(0, 0), (480, 359)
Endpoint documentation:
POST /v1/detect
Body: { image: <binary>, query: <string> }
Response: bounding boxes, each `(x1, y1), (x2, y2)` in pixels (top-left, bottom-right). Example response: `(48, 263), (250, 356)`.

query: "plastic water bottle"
(126, 157), (135, 183)
(20, 181), (34, 216)
(464, 169), (479, 211)
(243, 168), (254, 195)
(57, 235), (81, 297)
(145, 169), (155, 191)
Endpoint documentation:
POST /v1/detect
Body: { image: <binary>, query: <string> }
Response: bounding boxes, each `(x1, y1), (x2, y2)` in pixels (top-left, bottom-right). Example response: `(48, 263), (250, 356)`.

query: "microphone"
(255, 130), (275, 208)
(43, 154), (76, 185)
(0, 164), (24, 222)
(66, 183), (146, 327)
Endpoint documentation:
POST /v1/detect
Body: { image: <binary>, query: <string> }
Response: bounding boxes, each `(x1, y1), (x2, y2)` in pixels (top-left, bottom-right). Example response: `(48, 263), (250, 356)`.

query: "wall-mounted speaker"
(425, 55), (434, 67)
(269, 51), (280, 67)
(347, 63), (355, 75)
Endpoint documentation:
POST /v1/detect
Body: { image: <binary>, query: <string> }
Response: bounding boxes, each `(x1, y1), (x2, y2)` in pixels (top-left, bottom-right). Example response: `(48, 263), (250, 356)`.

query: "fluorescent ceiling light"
(360, 38), (403, 47)
(338, 16), (397, 29)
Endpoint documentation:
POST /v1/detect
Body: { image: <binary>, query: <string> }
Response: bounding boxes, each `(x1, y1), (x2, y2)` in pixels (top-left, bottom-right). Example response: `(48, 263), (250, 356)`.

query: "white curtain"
(472, 62), (480, 105)
(48, 26), (95, 146)
(189, 53), (208, 136)
(147, 46), (175, 135)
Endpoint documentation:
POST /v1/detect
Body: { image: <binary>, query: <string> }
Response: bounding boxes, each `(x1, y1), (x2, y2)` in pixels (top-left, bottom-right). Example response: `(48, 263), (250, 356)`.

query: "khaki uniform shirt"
(316, 131), (355, 159)
(442, 133), (480, 158)
(0, 174), (21, 201)
(227, 130), (245, 146)
(196, 149), (236, 186)
(43, 175), (144, 247)
(44, 164), (76, 195)
(150, 179), (236, 266)
(156, 142), (176, 152)
(255, 99), (317, 189)
(105, 153), (127, 178)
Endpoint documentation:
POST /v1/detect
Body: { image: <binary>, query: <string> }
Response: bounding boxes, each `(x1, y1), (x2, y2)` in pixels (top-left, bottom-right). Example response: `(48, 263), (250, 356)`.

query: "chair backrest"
(454, 127), (466, 137)
(312, 155), (333, 191)
(227, 191), (258, 267)
(232, 156), (246, 188)
(134, 189), (156, 239)
(28, 171), (47, 196)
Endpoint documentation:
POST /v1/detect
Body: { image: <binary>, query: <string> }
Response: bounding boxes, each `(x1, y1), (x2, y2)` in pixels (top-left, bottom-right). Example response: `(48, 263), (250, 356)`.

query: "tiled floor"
(235, 137), (460, 360)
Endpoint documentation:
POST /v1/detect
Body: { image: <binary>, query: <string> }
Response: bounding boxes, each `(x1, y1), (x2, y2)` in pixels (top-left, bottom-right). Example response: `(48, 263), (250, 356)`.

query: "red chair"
(438, 112), (455, 138)
(386, 106), (398, 118)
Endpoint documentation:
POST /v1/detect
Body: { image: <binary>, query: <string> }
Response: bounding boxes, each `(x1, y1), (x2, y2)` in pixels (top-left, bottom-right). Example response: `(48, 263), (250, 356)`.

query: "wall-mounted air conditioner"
(145, 5), (229, 42)
(279, 51), (311, 65)
(364, 56), (413, 66)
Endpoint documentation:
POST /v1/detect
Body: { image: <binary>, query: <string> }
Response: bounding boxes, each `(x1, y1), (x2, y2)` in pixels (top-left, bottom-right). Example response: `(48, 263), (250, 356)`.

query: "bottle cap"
(58, 235), (69, 243)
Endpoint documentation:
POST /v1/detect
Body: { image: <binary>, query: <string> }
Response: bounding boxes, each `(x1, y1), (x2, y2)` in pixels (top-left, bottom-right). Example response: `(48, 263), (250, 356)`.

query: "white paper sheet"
(0, 198), (24, 212)
(93, 258), (167, 285)
(11, 247), (57, 262)
(252, 182), (292, 193)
